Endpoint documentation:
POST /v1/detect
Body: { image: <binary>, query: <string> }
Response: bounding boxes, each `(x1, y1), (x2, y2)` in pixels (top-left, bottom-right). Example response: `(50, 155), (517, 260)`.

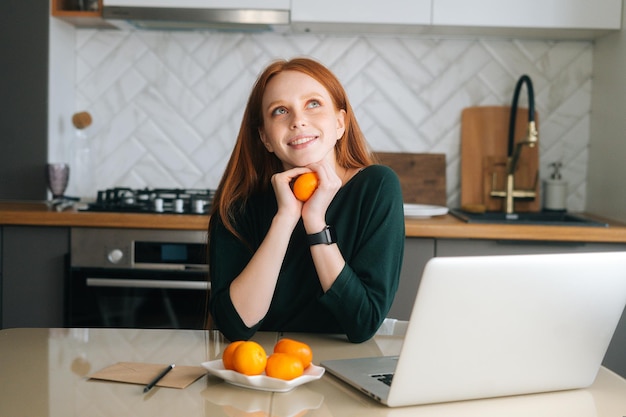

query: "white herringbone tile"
(64, 31), (593, 211)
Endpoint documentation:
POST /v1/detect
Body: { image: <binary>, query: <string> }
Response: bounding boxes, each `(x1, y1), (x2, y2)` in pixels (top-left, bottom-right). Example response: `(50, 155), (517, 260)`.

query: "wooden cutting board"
(374, 152), (447, 206)
(461, 106), (540, 212)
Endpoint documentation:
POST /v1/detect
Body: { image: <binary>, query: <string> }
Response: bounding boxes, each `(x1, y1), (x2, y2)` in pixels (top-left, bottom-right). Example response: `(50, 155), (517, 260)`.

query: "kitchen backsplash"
(57, 30), (592, 210)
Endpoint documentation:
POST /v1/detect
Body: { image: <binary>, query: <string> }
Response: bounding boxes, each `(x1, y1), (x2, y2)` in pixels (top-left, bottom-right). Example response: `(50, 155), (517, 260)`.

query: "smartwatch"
(307, 225), (337, 246)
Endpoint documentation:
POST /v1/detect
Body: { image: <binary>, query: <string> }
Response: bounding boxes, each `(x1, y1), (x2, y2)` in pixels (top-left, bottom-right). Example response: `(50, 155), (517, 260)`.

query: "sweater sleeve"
(208, 216), (263, 341)
(319, 165), (405, 343)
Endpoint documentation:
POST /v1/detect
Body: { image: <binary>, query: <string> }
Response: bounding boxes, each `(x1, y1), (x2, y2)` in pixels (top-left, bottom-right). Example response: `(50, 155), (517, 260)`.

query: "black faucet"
(507, 74), (536, 157)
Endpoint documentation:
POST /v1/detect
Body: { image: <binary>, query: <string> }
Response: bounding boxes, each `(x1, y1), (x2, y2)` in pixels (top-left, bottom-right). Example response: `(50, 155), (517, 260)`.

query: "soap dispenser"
(543, 162), (567, 212)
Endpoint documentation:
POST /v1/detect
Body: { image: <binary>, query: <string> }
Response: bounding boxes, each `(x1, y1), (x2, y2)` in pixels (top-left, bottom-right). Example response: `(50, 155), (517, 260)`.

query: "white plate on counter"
(403, 204), (449, 218)
(201, 360), (325, 392)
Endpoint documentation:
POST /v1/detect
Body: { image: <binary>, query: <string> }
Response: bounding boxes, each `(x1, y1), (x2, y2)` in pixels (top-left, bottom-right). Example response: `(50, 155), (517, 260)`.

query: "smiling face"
(259, 70), (346, 170)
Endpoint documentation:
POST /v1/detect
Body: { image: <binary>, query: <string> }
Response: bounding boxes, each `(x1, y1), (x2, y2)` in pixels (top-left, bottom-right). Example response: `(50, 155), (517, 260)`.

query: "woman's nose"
(290, 110), (307, 128)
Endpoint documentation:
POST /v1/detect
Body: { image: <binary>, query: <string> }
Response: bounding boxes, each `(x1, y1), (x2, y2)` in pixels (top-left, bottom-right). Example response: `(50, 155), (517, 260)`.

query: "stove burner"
(81, 187), (215, 215)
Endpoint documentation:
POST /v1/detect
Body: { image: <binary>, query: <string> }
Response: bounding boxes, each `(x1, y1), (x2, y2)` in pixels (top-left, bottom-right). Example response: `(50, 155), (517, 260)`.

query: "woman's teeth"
(290, 136), (316, 146)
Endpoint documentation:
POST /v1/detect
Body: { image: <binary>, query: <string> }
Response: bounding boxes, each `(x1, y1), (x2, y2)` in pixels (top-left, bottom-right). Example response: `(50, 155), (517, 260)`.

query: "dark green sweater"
(209, 165), (405, 343)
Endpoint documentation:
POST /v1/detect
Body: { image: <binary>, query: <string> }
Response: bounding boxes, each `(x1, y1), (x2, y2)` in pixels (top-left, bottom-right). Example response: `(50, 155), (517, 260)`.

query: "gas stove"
(80, 187), (215, 215)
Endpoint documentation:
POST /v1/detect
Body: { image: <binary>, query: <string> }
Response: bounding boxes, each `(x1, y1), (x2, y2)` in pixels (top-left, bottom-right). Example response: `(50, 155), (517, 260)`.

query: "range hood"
(102, 0), (290, 31)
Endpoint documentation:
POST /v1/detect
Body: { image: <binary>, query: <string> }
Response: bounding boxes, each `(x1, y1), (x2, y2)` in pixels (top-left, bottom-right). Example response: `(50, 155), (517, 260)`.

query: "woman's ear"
(336, 109), (346, 139)
(258, 128), (274, 152)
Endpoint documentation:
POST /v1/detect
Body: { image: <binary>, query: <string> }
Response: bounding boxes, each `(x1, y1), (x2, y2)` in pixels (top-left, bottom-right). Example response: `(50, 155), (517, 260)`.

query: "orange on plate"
(222, 340), (245, 370)
(293, 172), (319, 202)
(273, 338), (313, 369)
(231, 341), (268, 376)
(265, 353), (304, 380)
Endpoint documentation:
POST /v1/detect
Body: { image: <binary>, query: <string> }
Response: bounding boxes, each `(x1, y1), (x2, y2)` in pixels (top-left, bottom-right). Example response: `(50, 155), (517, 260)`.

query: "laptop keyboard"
(371, 373), (394, 386)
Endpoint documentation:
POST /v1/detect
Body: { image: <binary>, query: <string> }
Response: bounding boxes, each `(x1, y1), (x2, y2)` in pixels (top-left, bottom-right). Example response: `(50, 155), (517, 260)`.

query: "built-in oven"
(67, 227), (209, 329)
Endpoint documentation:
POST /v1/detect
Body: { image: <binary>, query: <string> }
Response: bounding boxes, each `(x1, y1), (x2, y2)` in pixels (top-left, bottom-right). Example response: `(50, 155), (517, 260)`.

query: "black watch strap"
(307, 225), (337, 245)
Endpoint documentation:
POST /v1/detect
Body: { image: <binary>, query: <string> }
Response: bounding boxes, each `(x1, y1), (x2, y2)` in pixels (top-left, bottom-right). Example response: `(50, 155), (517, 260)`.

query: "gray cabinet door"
(436, 238), (626, 257)
(387, 238), (435, 321)
(1, 226), (69, 328)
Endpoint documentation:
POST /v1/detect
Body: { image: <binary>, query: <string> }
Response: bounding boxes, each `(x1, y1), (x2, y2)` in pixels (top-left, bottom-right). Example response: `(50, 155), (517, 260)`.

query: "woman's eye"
(307, 100), (321, 109)
(272, 107), (287, 116)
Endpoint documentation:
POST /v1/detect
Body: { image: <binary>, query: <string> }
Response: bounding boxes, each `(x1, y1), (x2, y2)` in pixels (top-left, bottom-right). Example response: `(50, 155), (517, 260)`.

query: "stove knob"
(193, 199), (206, 214)
(154, 198), (164, 213)
(107, 249), (124, 265)
(174, 198), (184, 213)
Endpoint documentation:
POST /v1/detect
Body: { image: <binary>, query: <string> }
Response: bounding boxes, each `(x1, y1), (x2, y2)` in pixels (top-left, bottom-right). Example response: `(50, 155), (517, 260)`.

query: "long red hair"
(209, 57), (376, 244)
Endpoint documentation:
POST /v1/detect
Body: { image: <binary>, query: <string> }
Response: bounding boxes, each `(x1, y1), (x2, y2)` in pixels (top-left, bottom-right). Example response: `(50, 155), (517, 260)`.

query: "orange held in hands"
(273, 338), (313, 369)
(265, 353), (304, 380)
(231, 341), (268, 376)
(292, 172), (319, 202)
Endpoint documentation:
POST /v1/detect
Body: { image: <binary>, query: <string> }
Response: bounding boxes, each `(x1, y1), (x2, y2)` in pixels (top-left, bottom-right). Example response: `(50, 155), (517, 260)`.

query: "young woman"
(208, 57), (405, 343)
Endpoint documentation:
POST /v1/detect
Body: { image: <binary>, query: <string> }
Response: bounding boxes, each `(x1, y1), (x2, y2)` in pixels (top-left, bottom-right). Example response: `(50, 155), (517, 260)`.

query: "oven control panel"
(71, 228), (208, 270)
(107, 248), (125, 265)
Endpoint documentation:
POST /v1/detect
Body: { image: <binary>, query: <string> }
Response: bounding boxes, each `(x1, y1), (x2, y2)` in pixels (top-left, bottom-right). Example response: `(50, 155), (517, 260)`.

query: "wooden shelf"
(51, 0), (117, 29)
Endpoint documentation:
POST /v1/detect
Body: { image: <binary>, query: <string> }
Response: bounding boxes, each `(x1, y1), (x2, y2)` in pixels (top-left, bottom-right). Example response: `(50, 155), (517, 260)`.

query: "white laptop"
(322, 251), (626, 407)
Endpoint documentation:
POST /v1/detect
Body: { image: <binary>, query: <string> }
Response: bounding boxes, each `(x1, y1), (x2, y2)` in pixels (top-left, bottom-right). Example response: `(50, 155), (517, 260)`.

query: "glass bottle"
(72, 111), (95, 200)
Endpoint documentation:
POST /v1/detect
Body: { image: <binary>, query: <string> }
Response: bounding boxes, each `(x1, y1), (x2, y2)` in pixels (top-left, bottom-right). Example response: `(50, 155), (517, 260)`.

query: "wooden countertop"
(2, 200), (626, 242)
(0, 201), (208, 231)
(404, 213), (626, 243)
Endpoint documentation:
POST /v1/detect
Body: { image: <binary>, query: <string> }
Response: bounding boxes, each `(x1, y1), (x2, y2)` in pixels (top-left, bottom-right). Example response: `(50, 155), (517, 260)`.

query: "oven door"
(66, 267), (209, 329)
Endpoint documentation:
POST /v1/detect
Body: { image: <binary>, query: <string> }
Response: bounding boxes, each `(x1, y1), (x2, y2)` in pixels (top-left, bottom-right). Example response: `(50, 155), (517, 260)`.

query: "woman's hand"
(271, 161), (342, 234)
(272, 162), (346, 295)
(301, 161), (342, 233)
(271, 167), (309, 225)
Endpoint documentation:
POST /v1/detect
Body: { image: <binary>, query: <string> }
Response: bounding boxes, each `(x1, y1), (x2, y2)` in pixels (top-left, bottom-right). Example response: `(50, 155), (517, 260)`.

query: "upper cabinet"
(432, 0), (622, 30)
(292, 0), (621, 37)
(291, 0), (431, 33)
(52, 0), (622, 38)
(51, 0), (117, 29)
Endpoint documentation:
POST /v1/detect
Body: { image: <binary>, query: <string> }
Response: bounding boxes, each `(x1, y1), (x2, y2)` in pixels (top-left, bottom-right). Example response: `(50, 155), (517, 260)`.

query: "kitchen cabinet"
(589, 6), (626, 223)
(0, 0), (49, 200)
(52, 0), (101, 15)
(53, 0), (622, 37)
(435, 238), (626, 257)
(291, 0), (431, 32)
(290, 0), (621, 36)
(1, 226), (69, 329)
(51, 0), (116, 29)
(387, 238), (435, 321)
(432, 0), (622, 30)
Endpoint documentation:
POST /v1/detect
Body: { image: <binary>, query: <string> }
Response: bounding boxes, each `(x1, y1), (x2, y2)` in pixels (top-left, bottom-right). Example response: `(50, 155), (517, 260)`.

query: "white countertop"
(1, 327), (626, 416)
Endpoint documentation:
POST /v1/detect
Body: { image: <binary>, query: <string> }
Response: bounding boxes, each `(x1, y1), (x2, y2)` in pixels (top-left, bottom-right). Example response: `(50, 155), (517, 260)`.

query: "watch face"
(326, 226), (337, 243)
(308, 226), (336, 245)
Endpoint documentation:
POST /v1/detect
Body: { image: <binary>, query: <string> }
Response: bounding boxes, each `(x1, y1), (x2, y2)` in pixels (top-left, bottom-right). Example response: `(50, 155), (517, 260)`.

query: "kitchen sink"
(450, 209), (608, 227)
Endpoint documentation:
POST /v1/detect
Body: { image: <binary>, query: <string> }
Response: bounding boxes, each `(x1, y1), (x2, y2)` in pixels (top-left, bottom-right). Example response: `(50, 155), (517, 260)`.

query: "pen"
(143, 364), (175, 393)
